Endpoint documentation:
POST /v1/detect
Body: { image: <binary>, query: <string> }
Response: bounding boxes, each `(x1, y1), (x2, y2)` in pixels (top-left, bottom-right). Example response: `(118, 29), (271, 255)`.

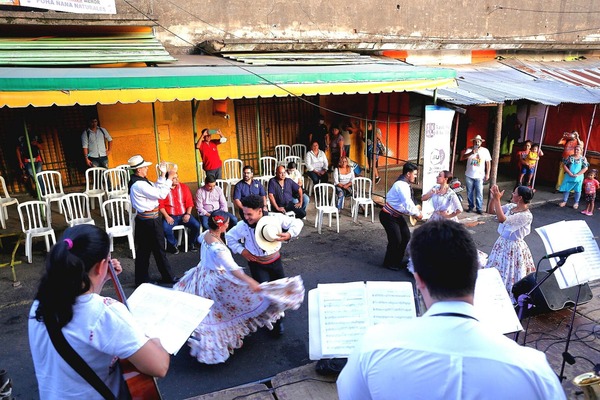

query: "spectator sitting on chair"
(233, 165), (268, 221)
(195, 175), (238, 230)
(158, 171), (201, 254)
(305, 141), (329, 185)
(333, 156), (355, 210)
(285, 161), (303, 187)
(268, 166), (308, 219)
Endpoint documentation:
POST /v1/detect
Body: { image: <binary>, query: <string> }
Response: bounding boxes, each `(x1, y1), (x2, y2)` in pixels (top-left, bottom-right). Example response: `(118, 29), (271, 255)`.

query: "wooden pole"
(487, 103), (503, 212)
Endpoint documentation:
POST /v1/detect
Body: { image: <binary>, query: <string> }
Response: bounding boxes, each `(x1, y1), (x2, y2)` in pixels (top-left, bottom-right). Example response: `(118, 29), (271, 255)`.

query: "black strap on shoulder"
(44, 315), (117, 400)
(430, 312), (478, 321)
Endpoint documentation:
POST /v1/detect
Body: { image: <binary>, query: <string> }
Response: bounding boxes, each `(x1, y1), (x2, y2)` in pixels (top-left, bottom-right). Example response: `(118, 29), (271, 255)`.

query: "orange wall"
(97, 99), (238, 184)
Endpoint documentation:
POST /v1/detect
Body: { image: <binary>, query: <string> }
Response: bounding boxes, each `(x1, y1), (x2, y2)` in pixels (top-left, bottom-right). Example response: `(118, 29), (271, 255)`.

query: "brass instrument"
(573, 371), (600, 400)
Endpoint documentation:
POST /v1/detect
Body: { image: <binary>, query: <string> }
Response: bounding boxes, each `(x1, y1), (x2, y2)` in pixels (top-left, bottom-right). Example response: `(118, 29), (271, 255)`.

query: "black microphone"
(542, 246), (584, 259)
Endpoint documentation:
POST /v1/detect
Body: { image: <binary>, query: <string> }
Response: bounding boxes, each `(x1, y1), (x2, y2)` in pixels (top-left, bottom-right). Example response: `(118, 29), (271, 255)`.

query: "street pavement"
(0, 171), (598, 399)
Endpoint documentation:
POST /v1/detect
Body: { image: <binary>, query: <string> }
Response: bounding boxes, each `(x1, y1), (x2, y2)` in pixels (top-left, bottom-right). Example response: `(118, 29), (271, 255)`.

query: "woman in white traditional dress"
(174, 210), (304, 364)
(421, 170), (463, 222)
(485, 185), (535, 302)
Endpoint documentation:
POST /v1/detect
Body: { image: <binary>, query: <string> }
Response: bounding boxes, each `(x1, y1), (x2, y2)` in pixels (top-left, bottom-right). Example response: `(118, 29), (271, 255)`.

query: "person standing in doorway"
(460, 134), (491, 214)
(196, 128), (227, 180)
(82, 117), (112, 169)
(16, 134), (44, 196)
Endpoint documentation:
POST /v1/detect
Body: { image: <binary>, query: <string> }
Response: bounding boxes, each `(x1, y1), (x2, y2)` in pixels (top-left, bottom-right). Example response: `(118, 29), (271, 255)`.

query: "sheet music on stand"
(535, 220), (600, 289)
(308, 281), (416, 360)
(474, 268), (523, 334)
(308, 275), (522, 360)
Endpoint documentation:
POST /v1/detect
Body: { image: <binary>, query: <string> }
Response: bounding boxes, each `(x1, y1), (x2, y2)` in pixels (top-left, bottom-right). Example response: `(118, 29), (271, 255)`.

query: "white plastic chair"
(84, 167), (106, 215)
(61, 193), (95, 227)
(275, 145), (291, 165)
(313, 183), (339, 234)
(197, 162), (207, 185)
(257, 156), (277, 186)
(351, 177), (375, 223)
(103, 168), (129, 200)
(36, 171), (66, 214)
(215, 179), (233, 212)
(17, 201), (56, 263)
(291, 144), (307, 161)
(0, 175), (19, 229)
(102, 199), (135, 259)
(165, 225), (189, 253)
(283, 156), (301, 169)
(222, 159), (243, 186)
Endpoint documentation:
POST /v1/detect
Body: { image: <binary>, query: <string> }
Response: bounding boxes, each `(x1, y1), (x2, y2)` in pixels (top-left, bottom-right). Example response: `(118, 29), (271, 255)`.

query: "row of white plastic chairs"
(15, 195), (136, 263)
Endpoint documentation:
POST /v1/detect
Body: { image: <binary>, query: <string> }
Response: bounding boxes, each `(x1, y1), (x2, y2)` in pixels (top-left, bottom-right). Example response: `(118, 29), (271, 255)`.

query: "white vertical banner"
(422, 105), (455, 218)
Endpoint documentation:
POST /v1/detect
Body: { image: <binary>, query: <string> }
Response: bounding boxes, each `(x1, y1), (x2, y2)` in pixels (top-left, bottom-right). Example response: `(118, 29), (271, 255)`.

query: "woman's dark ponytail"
(34, 225), (110, 327)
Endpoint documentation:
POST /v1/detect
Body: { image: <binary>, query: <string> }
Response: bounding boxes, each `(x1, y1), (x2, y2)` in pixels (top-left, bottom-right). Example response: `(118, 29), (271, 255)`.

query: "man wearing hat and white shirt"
(460, 135), (491, 214)
(127, 155), (178, 287)
(225, 194), (303, 336)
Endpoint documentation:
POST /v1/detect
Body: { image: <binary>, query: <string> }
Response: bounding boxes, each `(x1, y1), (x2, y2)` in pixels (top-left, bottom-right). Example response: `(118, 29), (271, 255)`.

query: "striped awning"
(0, 62), (456, 108)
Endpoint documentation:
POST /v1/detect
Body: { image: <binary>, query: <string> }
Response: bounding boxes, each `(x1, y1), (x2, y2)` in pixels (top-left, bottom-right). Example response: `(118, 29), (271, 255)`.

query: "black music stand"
(513, 254), (588, 382)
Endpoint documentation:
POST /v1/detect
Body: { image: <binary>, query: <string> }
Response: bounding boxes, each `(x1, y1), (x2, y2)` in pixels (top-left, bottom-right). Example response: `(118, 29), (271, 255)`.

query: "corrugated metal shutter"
(234, 96), (319, 171)
(0, 33), (175, 66)
(0, 106), (92, 193)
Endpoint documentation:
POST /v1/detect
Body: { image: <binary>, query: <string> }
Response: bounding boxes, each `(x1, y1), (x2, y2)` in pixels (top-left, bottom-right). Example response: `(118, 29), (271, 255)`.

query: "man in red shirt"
(158, 171), (200, 253)
(196, 128), (227, 179)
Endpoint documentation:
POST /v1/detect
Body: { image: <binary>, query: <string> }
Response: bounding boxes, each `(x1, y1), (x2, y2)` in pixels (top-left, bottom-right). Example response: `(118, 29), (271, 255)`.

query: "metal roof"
(223, 52), (399, 66)
(415, 60), (600, 106)
(0, 32), (176, 66)
(500, 59), (600, 88)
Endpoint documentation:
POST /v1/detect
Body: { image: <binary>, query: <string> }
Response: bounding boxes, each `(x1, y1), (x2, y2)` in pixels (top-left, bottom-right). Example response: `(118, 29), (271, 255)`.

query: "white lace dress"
(484, 203), (535, 302)
(427, 185), (463, 222)
(174, 231), (305, 364)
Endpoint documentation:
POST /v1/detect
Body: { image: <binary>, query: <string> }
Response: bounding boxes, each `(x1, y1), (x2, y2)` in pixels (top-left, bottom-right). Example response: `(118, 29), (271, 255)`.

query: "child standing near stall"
(583, 169), (600, 216)
(518, 141), (543, 187)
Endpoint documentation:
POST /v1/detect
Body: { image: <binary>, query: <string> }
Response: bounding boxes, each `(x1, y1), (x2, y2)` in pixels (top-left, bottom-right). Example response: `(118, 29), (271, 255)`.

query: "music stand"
(513, 253), (588, 382)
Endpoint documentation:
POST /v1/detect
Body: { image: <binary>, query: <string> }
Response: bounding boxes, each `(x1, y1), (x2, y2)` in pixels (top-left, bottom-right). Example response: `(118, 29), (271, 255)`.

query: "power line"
(122, 0), (424, 125)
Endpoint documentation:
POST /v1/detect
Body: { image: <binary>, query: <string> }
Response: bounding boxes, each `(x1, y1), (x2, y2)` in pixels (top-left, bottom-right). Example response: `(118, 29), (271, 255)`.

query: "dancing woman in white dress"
(422, 170), (463, 222)
(174, 210), (304, 364)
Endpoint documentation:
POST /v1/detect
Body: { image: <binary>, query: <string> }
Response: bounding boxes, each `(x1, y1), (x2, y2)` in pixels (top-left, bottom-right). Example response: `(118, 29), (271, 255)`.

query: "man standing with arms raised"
(128, 155), (178, 287)
(196, 128), (227, 180)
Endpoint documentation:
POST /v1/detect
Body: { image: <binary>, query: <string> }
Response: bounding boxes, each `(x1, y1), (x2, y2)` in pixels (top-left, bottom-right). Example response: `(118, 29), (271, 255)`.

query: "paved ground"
(1, 164), (599, 399)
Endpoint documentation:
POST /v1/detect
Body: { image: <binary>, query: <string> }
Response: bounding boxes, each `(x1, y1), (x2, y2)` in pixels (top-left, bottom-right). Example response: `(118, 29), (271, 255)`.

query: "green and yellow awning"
(0, 63), (456, 108)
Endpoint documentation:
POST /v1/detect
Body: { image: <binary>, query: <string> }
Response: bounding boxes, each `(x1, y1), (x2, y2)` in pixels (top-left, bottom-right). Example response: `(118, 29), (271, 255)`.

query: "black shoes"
(466, 208), (473, 213)
(166, 243), (180, 255)
(375, 177), (381, 184)
(189, 244), (199, 252)
(476, 210), (483, 215)
(271, 320), (284, 337)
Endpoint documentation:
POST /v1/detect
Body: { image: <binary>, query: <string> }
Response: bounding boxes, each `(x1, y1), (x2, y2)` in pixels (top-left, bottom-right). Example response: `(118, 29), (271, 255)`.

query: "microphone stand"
(558, 282), (584, 382)
(513, 256), (568, 343)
